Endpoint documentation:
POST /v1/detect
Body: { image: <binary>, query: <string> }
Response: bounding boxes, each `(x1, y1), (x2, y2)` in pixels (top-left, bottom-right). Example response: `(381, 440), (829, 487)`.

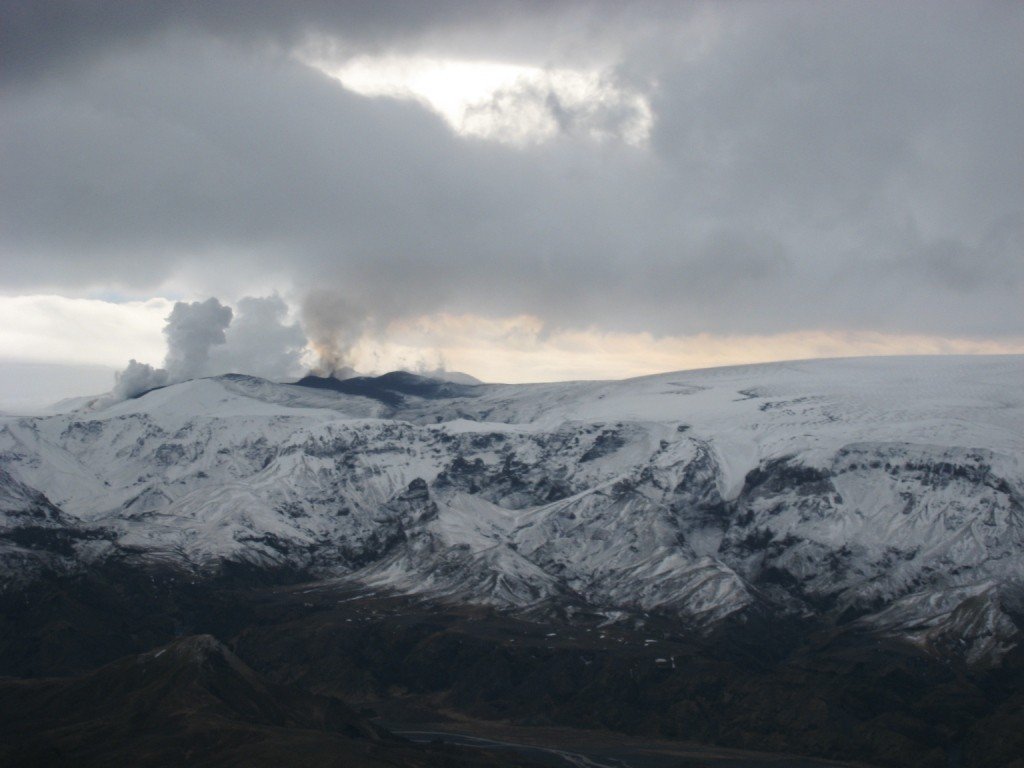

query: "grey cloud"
(1, 2), (1022, 345)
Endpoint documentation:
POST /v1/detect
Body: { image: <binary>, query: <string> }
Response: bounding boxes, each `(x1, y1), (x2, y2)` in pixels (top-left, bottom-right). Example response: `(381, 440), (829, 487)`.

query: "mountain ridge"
(2, 355), (1022, 668)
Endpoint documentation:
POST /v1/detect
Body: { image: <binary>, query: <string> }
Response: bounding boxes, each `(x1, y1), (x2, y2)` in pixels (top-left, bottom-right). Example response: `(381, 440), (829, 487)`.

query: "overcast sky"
(1, 1), (1022, 406)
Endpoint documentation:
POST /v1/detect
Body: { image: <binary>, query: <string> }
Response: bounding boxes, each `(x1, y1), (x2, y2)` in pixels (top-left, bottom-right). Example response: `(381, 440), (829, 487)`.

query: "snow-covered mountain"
(2, 357), (1022, 665)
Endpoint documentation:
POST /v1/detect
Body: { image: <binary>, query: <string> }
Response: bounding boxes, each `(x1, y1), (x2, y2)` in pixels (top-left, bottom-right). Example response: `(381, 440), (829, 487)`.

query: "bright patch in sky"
(0, 295), (171, 367)
(301, 51), (652, 146)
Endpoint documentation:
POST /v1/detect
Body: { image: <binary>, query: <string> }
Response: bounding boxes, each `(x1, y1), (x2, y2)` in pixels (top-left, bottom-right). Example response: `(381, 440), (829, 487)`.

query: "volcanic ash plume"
(300, 290), (367, 376)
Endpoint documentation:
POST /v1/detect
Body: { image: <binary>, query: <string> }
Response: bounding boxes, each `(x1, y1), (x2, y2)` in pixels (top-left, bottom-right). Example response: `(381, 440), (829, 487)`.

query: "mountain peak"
(161, 633), (233, 664)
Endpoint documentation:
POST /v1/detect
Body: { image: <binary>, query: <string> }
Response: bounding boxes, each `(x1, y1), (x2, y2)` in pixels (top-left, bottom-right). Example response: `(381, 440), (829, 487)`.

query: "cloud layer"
(1, 1), (1021, 374)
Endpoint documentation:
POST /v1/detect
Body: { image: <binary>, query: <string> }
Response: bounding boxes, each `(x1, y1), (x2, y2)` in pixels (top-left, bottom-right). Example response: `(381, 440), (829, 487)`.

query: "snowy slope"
(1, 357), (1022, 662)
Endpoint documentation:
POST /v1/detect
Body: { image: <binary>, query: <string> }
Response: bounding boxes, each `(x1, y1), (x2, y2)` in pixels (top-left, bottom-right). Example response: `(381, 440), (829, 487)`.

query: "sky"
(1, 1), (1022, 408)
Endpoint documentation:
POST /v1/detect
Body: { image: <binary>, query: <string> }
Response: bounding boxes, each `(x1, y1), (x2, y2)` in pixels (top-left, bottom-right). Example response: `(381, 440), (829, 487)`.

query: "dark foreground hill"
(0, 631), (533, 768)
(2, 567), (1023, 768)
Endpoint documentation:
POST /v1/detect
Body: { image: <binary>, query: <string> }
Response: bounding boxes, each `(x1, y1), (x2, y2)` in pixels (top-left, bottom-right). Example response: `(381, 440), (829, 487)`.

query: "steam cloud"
(163, 298), (233, 381)
(113, 295), (307, 400)
(113, 359), (169, 401)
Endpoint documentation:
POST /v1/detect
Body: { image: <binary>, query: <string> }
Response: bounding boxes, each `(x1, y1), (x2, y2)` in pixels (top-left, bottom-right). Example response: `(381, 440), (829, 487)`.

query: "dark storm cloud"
(0, 1), (446, 84)
(1, 1), (1021, 341)
(0, 0), (638, 87)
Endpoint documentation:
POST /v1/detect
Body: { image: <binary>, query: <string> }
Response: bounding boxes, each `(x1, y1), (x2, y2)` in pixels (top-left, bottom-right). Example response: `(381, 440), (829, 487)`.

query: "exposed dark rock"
(293, 371), (481, 410)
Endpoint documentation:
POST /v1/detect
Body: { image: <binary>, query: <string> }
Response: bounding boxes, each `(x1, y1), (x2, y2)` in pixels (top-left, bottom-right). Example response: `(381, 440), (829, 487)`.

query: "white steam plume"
(163, 298), (233, 381)
(110, 295), (307, 400)
(214, 295), (306, 380)
(112, 359), (168, 400)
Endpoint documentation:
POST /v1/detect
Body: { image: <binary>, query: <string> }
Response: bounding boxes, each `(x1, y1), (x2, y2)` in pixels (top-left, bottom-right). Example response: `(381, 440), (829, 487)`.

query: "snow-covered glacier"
(1, 356), (1022, 665)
